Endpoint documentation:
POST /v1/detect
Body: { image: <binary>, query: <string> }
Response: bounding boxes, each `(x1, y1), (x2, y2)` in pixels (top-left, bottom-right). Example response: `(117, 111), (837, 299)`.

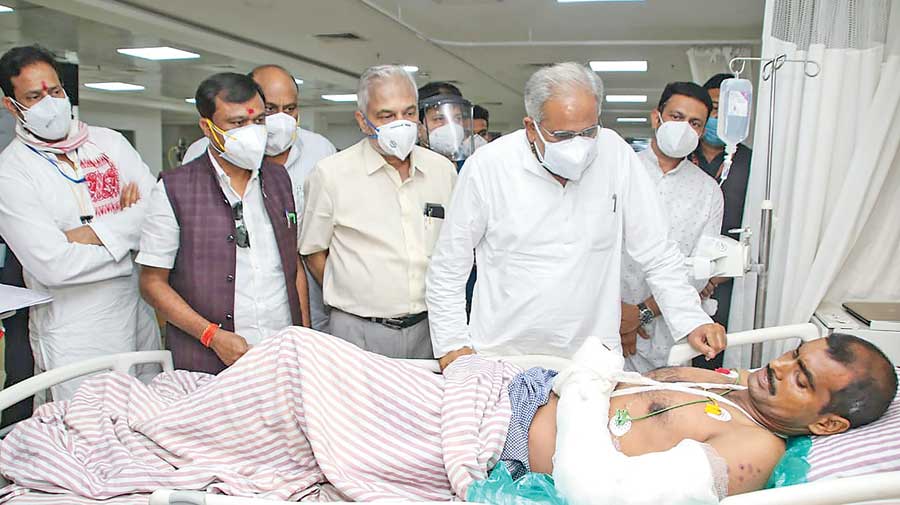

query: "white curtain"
(726, 0), (899, 367)
(686, 46), (753, 84)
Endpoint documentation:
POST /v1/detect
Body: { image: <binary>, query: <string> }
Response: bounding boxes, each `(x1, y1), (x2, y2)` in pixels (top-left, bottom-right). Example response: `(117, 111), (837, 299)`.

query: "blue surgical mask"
(703, 117), (726, 147)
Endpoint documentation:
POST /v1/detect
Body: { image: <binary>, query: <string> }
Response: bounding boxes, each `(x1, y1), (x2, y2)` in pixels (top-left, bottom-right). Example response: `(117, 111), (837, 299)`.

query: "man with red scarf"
(0, 45), (160, 401)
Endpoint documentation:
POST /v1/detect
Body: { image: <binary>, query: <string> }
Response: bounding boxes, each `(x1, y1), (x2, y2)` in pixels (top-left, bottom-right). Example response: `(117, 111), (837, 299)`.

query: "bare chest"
(608, 389), (747, 456)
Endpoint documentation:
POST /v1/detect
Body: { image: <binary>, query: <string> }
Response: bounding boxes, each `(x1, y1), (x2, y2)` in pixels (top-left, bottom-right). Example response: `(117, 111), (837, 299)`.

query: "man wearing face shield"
(183, 65), (336, 333)
(300, 65), (457, 359)
(0, 45), (160, 401)
(419, 94), (486, 170)
(620, 82), (724, 373)
(427, 62), (728, 371)
(138, 73), (308, 374)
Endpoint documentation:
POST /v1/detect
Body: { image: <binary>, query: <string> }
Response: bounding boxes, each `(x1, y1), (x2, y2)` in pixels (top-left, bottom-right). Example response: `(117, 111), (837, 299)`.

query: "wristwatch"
(637, 302), (655, 326)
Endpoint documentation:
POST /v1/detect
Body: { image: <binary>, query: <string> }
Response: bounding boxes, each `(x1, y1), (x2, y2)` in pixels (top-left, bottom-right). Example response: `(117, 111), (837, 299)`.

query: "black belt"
(363, 312), (428, 330)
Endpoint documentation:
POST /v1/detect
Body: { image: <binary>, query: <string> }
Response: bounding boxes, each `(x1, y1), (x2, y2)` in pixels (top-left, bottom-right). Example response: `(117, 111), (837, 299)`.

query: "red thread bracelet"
(200, 323), (219, 347)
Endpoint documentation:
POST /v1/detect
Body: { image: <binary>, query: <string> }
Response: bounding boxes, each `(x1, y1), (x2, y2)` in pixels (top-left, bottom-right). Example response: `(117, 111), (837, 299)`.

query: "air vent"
(314, 32), (365, 41)
(523, 63), (555, 69)
(480, 101), (502, 106)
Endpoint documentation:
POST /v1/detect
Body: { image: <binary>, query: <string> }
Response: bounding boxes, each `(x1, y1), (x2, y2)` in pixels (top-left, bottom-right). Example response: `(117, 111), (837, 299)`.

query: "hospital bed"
(0, 324), (897, 505)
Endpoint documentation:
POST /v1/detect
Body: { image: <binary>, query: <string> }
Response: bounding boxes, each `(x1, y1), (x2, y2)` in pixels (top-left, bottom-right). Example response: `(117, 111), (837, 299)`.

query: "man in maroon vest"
(138, 73), (308, 374)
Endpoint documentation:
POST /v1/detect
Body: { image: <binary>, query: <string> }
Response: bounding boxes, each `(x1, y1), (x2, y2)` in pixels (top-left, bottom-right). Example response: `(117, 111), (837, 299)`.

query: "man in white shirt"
(426, 62), (727, 370)
(621, 82), (725, 373)
(183, 65), (336, 332)
(0, 45), (160, 400)
(300, 65), (457, 359)
(138, 72), (308, 374)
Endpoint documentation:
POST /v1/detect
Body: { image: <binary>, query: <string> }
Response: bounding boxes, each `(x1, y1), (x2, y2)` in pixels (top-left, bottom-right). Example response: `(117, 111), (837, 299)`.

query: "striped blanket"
(0, 327), (517, 503)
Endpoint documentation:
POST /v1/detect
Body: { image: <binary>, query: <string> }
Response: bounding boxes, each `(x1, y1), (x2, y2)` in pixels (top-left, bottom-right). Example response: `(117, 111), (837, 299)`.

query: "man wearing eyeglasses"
(138, 73), (308, 374)
(182, 65), (336, 334)
(427, 63), (727, 371)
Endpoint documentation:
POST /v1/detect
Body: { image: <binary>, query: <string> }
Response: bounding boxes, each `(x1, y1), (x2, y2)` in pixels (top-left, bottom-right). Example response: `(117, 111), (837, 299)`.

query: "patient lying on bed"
(527, 332), (897, 498)
(0, 329), (895, 504)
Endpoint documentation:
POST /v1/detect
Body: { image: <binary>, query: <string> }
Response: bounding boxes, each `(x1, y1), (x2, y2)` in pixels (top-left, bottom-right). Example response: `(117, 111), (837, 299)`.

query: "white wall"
(78, 101), (164, 176)
(321, 123), (364, 151)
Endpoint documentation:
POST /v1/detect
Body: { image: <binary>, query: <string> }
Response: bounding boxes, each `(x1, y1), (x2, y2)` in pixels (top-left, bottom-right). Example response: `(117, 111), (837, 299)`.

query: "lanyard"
(25, 145), (86, 183)
(25, 145), (94, 223)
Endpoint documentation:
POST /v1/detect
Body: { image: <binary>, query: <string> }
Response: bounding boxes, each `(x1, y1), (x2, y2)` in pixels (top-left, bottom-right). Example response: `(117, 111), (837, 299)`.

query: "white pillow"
(805, 367), (900, 481)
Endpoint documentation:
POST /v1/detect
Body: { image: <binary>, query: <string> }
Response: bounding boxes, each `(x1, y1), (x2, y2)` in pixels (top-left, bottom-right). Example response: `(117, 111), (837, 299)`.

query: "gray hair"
(524, 62), (604, 124)
(356, 65), (418, 113)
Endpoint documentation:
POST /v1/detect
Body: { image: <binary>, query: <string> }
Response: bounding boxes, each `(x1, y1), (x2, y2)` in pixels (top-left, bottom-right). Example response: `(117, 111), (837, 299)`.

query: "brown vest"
(162, 154), (300, 373)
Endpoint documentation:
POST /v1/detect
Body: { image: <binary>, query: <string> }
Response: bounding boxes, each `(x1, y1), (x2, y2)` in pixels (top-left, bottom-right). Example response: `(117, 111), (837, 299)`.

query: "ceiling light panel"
(84, 82), (145, 91)
(321, 94), (358, 102)
(590, 60), (647, 72)
(606, 95), (648, 103)
(117, 46), (200, 61)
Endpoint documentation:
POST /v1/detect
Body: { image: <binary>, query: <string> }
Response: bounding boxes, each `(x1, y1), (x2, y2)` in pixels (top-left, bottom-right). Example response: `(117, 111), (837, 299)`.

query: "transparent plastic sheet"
(765, 436), (812, 488)
(466, 464), (569, 505)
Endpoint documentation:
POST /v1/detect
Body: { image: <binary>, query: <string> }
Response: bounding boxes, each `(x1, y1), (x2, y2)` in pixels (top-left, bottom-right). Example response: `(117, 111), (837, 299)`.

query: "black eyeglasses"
(232, 202), (250, 248)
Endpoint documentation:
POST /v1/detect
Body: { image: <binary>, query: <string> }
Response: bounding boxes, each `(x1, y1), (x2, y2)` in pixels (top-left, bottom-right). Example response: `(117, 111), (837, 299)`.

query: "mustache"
(766, 365), (776, 396)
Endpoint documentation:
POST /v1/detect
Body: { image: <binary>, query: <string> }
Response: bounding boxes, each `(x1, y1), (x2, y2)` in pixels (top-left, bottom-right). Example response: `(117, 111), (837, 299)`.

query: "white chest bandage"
(551, 338), (730, 505)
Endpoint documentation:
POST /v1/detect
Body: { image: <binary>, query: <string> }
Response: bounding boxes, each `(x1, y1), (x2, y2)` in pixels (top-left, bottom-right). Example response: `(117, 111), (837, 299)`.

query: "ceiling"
(1, 0), (765, 138)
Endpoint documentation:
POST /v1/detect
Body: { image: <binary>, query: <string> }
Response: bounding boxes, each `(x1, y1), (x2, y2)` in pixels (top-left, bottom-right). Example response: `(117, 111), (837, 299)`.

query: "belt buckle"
(382, 317), (405, 330)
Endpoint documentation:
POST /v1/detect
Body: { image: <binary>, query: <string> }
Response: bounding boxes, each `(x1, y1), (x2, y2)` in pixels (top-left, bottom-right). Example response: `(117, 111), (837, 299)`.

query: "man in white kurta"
(426, 63), (725, 367)
(622, 147), (723, 372)
(621, 82), (724, 372)
(0, 46), (159, 400)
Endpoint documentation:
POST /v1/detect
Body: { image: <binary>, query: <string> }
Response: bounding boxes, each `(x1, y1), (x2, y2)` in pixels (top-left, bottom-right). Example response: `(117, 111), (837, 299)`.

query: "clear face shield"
(420, 94), (480, 162)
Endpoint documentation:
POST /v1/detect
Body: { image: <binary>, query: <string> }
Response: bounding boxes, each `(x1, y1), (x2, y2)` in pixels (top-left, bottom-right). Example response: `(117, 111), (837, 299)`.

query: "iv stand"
(728, 55), (820, 368)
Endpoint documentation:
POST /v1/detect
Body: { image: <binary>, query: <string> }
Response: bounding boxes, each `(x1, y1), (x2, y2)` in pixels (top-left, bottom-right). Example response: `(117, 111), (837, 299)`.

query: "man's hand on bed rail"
(687, 323), (727, 361)
(439, 347), (476, 371)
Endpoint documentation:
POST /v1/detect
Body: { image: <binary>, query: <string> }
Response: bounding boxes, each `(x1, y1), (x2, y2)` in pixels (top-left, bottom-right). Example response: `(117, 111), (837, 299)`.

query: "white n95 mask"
(265, 112), (298, 156)
(366, 118), (418, 160)
(533, 121), (598, 181)
(460, 134), (488, 158)
(208, 120), (267, 170)
(428, 122), (466, 157)
(655, 112), (699, 159)
(14, 94), (72, 141)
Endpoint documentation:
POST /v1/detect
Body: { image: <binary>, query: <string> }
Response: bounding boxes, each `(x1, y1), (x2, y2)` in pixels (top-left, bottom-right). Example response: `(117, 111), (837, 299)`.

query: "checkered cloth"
(499, 367), (558, 479)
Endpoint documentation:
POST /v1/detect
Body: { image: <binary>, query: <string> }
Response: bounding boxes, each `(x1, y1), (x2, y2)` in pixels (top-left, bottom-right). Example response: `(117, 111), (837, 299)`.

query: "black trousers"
(1, 245), (34, 427)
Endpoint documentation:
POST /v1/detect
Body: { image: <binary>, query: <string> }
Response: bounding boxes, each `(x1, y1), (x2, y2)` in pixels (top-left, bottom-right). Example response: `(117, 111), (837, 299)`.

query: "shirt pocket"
(252, 213), (285, 272)
(585, 198), (618, 251)
(422, 202), (446, 257)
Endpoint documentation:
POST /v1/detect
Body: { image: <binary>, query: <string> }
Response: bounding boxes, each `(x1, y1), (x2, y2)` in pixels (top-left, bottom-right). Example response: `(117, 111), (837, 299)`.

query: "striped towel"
(0, 327), (516, 503)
